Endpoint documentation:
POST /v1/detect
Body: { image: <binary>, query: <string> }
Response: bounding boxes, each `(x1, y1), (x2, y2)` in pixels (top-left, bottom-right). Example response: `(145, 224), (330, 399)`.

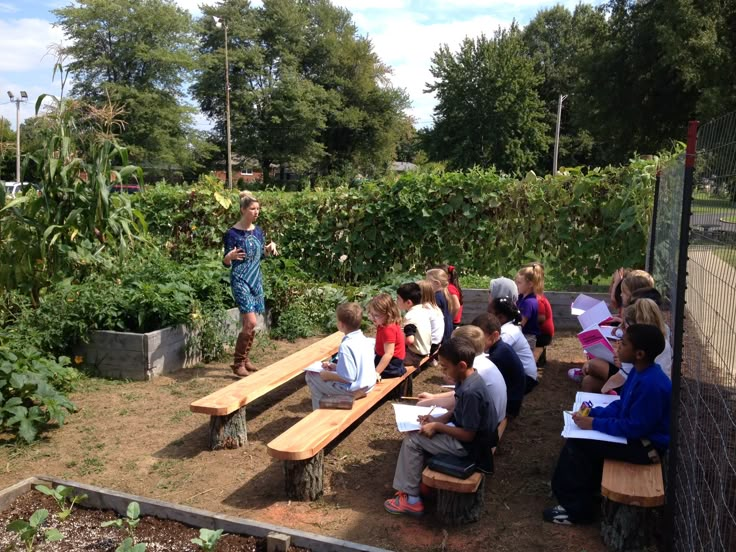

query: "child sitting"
(384, 336), (497, 518)
(544, 324), (671, 525)
(368, 293), (406, 379)
(489, 297), (538, 393)
(472, 313), (526, 417)
(489, 276), (518, 304)
(426, 268), (454, 343)
(418, 280), (445, 363)
(417, 325), (507, 430)
(305, 302), (376, 410)
(515, 264), (542, 349)
(444, 264), (464, 328)
(397, 283), (432, 368)
(575, 298), (672, 392)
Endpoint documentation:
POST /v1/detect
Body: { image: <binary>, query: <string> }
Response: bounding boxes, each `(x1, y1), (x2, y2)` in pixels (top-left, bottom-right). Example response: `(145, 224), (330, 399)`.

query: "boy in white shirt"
(417, 325), (507, 430)
(397, 283), (432, 368)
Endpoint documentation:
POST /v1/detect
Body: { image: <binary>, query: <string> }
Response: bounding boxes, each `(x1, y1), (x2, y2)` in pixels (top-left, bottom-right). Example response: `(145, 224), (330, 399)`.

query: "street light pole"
(214, 17), (233, 190)
(7, 91), (28, 183)
(553, 94), (568, 175)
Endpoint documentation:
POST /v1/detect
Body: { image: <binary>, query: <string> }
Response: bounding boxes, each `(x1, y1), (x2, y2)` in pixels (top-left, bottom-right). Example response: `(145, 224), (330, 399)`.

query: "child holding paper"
(305, 303), (376, 410)
(384, 336), (497, 518)
(418, 280), (445, 363)
(576, 299), (671, 392)
(416, 325), (507, 430)
(544, 324), (671, 525)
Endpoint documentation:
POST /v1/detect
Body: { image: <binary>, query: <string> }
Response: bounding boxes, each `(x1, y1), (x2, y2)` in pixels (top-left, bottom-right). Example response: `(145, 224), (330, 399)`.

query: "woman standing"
(223, 191), (278, 377)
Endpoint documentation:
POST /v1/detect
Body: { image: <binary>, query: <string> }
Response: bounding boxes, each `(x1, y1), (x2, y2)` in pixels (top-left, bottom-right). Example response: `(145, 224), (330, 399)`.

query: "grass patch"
(693, 191), (736, 214)
(715, 247), (736, 270)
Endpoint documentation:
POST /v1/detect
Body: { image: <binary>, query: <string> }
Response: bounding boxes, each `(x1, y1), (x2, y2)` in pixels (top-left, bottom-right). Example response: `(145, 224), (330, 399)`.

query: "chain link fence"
(650, 113), (736, 552)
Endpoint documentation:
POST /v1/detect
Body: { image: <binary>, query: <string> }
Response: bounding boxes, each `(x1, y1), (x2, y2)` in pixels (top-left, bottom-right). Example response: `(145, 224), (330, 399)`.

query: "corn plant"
(6, 508), (64, 552)
(35, 483), (87, 520)
(191, 528), (224, 551)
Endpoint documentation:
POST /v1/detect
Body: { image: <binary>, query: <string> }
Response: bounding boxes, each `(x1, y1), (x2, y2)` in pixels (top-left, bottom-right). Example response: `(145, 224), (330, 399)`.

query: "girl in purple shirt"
(515, 264), (542, 349)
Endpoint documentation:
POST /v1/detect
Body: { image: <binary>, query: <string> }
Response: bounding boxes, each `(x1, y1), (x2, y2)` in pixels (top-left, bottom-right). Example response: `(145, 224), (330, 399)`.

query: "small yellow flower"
(74, 356), (83, 365)
(191, 225), (198, 231)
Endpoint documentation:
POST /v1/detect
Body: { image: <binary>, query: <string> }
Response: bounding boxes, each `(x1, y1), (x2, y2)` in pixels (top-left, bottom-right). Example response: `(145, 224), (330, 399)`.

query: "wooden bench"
(600, 459), (665, 551)
(421, 417), (508, 525)
(267, 365), (418, 501)
(190, 332), (343, 450)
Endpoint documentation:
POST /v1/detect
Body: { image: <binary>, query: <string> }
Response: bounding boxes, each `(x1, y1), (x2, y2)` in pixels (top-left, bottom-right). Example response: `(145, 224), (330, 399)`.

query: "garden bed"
(0, 476), (389, 552)
(76, 308), (268, 381)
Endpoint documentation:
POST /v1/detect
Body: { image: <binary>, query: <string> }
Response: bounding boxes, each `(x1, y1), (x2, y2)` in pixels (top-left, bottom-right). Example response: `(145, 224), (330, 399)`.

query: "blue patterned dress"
(223, 226), (266, 314)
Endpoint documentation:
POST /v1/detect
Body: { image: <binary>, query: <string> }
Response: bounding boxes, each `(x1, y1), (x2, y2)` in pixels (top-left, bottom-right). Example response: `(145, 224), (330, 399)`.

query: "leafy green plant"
(101, 501), (142, 540)
(0, 348), (77, 443)
(115, 537), (147, 552)
(191, 528), (224, 551)
(35, 484), (88, 520)
(6, 508), (64, 552)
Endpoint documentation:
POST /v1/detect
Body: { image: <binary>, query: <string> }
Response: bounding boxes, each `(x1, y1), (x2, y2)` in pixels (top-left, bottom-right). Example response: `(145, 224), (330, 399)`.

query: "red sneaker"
(384, 492), (424, 517)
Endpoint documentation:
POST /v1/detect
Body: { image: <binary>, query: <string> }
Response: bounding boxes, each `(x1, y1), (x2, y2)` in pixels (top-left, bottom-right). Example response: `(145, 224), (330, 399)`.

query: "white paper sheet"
(584, 342), (616, 364)
(571, 294), (601, 316)
(392, 403), (448, 432)
(303, 361), (324, 373)
(441, 385), (456, 389)
(561, 392), (626, 443)
(578, 300), (613, 330)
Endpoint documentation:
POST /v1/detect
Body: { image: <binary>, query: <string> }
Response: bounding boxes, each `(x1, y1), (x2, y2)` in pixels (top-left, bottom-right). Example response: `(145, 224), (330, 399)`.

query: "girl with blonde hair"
(418, 280), (444, 362)
(425, 268), (453, 342)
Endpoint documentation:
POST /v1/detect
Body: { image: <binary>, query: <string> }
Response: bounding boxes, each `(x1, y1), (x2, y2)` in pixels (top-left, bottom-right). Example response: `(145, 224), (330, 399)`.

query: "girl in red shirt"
(368, 293), (406, 378)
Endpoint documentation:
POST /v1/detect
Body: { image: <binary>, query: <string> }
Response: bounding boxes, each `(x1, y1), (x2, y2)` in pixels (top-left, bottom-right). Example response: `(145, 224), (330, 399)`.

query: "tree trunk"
(434, 475), (485, 525)
(208, 409), (247, 450)
(601, 498), (663, 552)
(283, 451), (324, 501)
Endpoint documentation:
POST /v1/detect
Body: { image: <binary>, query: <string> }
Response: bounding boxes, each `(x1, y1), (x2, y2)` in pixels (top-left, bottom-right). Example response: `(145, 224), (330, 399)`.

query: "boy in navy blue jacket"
(544, 324), (671, 525)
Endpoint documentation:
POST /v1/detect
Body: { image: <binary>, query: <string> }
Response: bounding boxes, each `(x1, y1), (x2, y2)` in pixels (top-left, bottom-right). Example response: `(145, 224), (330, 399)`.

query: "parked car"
(3, 181), (29, 198)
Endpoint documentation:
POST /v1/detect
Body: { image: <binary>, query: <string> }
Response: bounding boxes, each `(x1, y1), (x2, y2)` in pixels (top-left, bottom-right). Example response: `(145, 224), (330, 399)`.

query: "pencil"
(426, 406), (437, 417)
(401, 396), (420, 401)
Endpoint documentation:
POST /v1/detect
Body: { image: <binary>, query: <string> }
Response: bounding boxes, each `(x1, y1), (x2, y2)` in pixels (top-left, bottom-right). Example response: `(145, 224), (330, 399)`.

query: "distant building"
(391, 161), (418, 173)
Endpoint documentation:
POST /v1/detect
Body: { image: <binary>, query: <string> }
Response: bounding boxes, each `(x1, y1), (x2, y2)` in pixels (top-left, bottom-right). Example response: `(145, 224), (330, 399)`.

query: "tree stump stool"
(434, 475), (485, 525)
(601, 498), (663, 552)
(208, 408), (248, 450)
(283, 451), (324, 501)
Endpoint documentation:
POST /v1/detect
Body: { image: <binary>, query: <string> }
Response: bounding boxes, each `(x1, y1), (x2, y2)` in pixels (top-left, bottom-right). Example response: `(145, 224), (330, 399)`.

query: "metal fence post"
(665, 120), (699, 552)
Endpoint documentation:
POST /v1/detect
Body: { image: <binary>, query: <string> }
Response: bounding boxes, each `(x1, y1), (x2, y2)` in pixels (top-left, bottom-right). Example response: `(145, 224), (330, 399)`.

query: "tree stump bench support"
(267, 364), (420, 501)
(600, 459), (665, 552)
(421, 417), (508, 525)
(189, 332), (343, 450)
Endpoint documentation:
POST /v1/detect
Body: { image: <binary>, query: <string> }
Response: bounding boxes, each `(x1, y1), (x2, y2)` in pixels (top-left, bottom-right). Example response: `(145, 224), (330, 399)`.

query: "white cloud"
(0, 2), (18, 13)
(0, 18), (65, 72)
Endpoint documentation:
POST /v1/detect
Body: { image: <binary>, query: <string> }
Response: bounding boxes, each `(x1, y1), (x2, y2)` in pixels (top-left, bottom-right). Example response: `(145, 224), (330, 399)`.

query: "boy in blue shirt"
(305, 302), (375, 410)
(544, 324), (671, 525)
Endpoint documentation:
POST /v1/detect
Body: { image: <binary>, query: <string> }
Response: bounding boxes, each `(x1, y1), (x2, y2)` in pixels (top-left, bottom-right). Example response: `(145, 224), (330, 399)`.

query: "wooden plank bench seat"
(420, 417), (508, 524)
(600, 459), (665, 551)
(190, 331), (343, 450)
(267, 364), (419, 501)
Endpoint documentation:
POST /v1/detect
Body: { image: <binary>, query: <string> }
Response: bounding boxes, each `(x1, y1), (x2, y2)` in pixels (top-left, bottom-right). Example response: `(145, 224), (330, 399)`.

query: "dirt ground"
(0, 334), (605, 552)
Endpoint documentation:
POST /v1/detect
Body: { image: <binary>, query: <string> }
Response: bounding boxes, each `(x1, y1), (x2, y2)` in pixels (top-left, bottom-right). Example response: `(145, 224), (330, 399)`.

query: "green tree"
(522, 4), (606, 169)
(425, 24), (549, 173)
(192, 0), (408, 180)
(53, 0), (203, 172)
(0, 117), (15, 181)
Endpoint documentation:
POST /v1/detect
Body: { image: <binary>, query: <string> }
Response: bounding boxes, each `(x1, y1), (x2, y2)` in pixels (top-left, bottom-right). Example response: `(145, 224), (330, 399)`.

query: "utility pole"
(553, 94), (568, 175)
(214, 17), (233, 189)
(7, 90), (28, 183)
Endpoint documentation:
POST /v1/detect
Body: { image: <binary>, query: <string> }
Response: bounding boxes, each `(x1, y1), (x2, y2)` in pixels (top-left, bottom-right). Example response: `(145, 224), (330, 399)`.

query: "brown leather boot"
(243, 328), (258, 372)
(231, 332), (251, 378)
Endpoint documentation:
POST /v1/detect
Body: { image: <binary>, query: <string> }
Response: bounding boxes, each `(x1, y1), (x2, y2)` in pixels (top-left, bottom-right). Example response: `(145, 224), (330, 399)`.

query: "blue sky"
(0, 0), (605, 131)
